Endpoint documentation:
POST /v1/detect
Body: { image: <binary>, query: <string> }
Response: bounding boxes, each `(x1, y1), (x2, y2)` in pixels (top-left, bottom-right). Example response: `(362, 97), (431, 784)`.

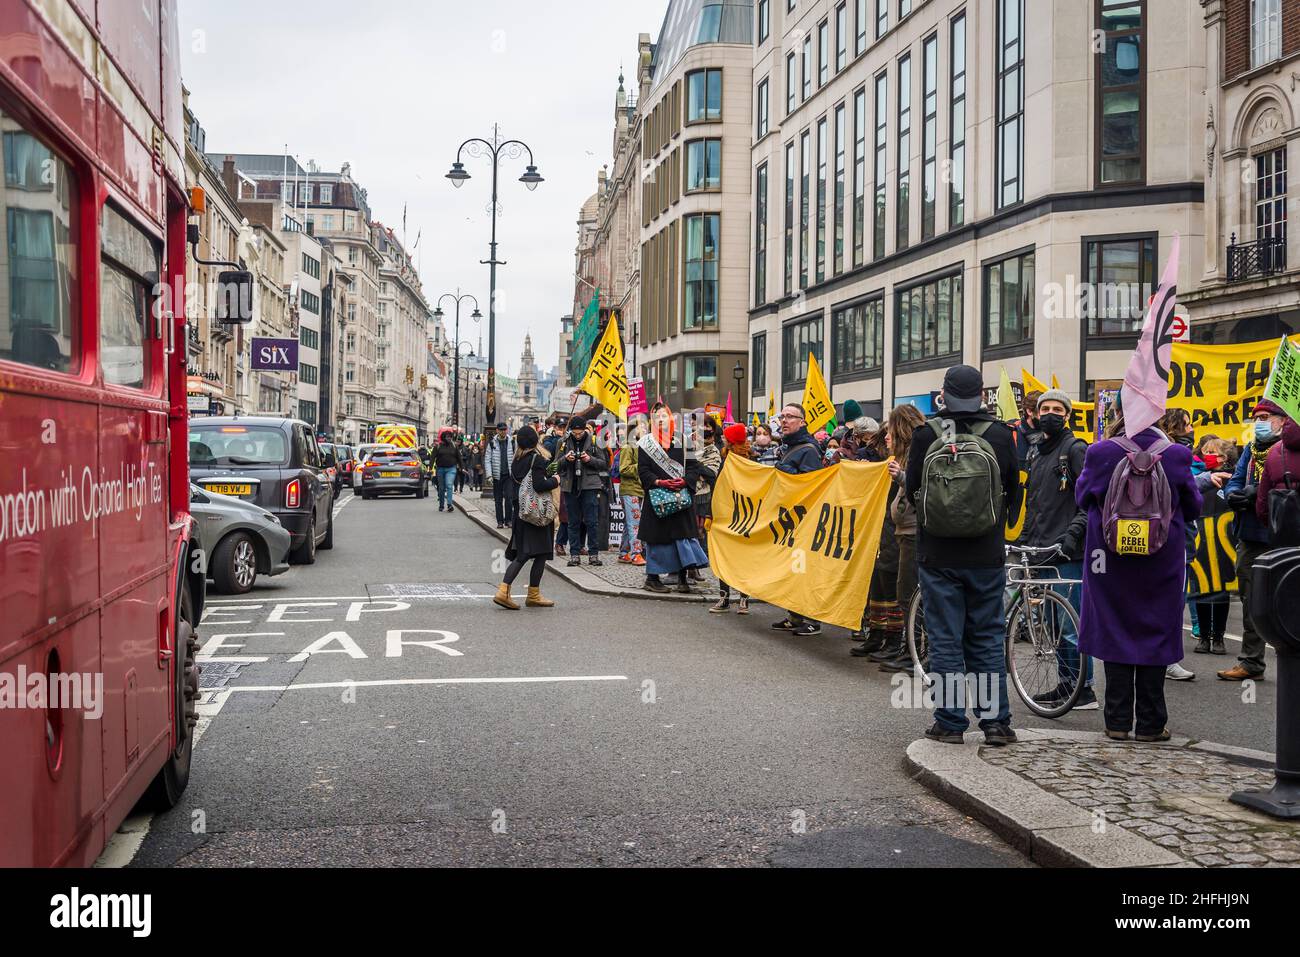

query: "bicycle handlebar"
(1006, 543), (1065, 557)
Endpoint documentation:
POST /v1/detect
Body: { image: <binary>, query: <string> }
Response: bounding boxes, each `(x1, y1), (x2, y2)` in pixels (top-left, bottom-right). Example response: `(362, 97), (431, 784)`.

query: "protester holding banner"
(638, 405), (709, 594)
(906, 366), (1021, 745)
(767, 405), (827, 637)
(710, 424), (754, 615)
(617, 416), (647, 566)
(1188, 438), (1237, 657)
(1218, 399), (1289, 682)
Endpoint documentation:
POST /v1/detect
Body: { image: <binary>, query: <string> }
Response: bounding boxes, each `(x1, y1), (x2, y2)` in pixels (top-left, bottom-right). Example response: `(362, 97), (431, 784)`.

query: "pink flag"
(724, 392), (734, 425)
(1120, 233), (1180, 438)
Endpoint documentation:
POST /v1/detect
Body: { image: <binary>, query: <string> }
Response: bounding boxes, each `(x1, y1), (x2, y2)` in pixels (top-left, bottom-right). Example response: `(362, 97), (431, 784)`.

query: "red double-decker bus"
(0, 0), (203, 865)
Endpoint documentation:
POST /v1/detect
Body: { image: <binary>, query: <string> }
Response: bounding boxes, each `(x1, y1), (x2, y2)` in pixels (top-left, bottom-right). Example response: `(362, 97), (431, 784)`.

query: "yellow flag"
(1052, 374), (1061, 389)
(710, 456), (892, 630)
(767, 389), (776, 420)
(802, 352), (834, 433)
(579, 312), (631, 420)
(1021, 369), (1050, 395)
(997, 367), (1019, 422)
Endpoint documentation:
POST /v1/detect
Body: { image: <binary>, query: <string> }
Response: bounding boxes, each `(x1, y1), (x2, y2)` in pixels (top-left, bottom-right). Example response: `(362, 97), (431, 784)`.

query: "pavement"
(97, 486), (1290, 868)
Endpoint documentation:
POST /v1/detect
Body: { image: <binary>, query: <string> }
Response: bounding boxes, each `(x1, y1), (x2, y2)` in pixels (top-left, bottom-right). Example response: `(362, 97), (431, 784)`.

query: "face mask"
(1202, 453), (1221, 470)
(1039, 413), (1066, 437)
(1256, 420), (1277, 442)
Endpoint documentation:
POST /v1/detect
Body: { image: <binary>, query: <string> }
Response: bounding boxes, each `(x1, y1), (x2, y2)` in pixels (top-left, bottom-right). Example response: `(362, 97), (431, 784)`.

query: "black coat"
(434, 442), (460, 468)
(636, 444), (704, 545)
(777, 427), (823, 474)
(505, 452), (560, 562)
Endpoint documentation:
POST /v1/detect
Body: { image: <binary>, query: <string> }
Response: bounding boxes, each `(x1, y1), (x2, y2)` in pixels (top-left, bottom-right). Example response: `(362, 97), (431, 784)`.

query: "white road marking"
(205, 594), (495, 604)
(332, 492), (354, 518)
(93, 812), (152, 868)
(227, 675), (629, 693)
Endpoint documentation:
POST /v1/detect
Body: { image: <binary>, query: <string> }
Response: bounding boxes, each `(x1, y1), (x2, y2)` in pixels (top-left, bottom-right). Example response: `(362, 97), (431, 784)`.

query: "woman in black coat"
(637, 407), (708, 594)
(494, 426), (560, 609)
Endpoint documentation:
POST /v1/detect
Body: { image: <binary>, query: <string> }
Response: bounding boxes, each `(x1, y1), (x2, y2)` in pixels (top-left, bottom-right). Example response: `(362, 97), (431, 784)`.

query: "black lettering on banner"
(1225, 361), (1244, 396)
(1245, 358), (1271, 392)
(810, 504), (856, 561)
(843, 507), (857, 560)
(768, 504), (807, 547)
(727, 491), (762, 537)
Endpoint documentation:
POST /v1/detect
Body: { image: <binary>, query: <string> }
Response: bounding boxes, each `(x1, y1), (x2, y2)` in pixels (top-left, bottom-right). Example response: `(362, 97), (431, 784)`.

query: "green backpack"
(918, 418), (1004, 538)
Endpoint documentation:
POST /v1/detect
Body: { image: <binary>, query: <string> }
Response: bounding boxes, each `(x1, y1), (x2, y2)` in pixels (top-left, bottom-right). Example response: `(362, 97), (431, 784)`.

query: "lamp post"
(433, 292), (481, 428)
(441, 341), (476, 434)
(446, 124), (543, 431)
(732, 360), (745, 421)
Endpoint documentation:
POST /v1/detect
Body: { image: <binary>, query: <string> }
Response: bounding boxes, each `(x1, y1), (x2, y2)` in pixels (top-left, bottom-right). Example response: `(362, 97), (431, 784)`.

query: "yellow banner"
(579, 313), (630, 420)
(802, 353), (835, 434)
(1021, 369), (1049, 395)
(709, 456), (892, 630)
(1167, 335), (1300, 442)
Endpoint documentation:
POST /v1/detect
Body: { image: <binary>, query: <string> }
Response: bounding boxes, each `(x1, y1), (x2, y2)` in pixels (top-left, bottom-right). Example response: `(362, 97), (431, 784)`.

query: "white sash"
(638, 433), (684, 480)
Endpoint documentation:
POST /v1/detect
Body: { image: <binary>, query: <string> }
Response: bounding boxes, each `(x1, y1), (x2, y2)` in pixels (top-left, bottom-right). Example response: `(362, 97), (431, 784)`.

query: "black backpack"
(1269, 447), (1300, 547)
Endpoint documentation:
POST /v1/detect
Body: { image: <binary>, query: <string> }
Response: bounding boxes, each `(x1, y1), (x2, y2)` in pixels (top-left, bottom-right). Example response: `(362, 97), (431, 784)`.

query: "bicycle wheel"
(1006, 589), (1084, 718)
(905, 586), (931, 686)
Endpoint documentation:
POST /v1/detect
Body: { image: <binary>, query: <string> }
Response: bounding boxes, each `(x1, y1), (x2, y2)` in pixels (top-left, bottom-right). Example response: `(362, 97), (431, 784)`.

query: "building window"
(1, 115), (79, 374)
(834, 104), (846, 275)
(996, 0), (1025, 208)
(896, 53), (911, 251)
(819, 21), (830, 86)
(756, 164), (769, 306)
(757, 79), (770, 138)
(921, 34), (938, 240)
(298, 400), (317, 424)
(787, 53), (798, 114)
(1255, 146), (1288, 248)
(298, 183), (311, 205)
(300, 290), (320, 314)
(837, 4), (848, 71)
(899, 0), (912, 17)
(1097, 0), (1144, 186)
(1083, 235), (1156, 337)
(758, 0), (770, 42)
(833, 297), (884, 376)
(686, 69), (723, 122)
(685, 139), (722, 192)
(300, 363), (318, 385)
(984, 250), (1035, 349)
(752, 333), (767, 394)
(684, 213), (720, 330)
(698, 3), (723, 42)
(803, 36), (813, 100)
(302, 253), (321, 278)
(1252, 0), (1282, 68)
(897, 272), (962, 364)
(685, 355), (718, 393)
(876, 0), (888, 38)
(281, 182), (293, 203)
(853, 88), (867, 268)
(950, 12), (967, 229)
(300, 326), (320, 350)
(784, 142), (796, 295)
(662, 356), (679, 396)
(873, 72), (887, 260)
(782, 314), (824, 386)
(800, 130), (811, 288)
(856, 0), (868, 54)
(816, 117), (828, 283)
(319, 184), (332, 204)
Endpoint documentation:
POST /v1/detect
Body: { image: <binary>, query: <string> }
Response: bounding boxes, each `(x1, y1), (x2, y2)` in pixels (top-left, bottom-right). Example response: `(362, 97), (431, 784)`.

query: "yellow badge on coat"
(1117, 520), (1151, 555)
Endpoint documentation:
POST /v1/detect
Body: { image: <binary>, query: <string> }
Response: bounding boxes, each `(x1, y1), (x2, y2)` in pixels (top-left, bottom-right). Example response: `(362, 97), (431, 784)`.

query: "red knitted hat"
(724, 424), (748, 446)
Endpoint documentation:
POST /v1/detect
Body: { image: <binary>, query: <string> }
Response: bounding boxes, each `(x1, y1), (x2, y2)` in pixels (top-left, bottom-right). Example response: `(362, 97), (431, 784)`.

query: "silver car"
(190, 483), (292, 594)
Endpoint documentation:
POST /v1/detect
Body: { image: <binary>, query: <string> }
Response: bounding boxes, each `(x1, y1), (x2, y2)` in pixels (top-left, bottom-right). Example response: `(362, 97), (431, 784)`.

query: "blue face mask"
(1256, 420), (1277, 442)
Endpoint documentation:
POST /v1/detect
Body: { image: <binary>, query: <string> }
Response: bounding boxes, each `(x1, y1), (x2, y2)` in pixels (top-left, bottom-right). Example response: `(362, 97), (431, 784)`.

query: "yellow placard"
(1116, 519), (1151, 556)
(579, 313), (631, 420)
(709, 455), (892, 630)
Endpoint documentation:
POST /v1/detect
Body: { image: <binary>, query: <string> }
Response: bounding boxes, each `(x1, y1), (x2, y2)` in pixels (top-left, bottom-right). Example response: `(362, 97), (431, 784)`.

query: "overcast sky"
(180, 0), (665, 373)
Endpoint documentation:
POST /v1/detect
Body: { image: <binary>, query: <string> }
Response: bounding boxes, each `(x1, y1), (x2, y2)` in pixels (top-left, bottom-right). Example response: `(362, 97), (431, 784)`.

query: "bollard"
(1230, 547), (1300, 819)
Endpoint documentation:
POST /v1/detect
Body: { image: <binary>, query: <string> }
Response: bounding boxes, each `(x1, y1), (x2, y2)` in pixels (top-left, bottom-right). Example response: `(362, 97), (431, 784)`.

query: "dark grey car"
(189, 416), (335, 564)
(359, 448), (428, 499)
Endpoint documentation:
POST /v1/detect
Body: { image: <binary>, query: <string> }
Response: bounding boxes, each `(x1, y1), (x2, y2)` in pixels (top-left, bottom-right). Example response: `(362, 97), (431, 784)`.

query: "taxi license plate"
(205, 483), (253, 496)
(379, 471), (401, 478)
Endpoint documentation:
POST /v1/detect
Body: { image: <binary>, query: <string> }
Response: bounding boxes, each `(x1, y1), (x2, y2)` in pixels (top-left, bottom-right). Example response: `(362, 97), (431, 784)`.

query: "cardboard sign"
(627, 377), (648, 416)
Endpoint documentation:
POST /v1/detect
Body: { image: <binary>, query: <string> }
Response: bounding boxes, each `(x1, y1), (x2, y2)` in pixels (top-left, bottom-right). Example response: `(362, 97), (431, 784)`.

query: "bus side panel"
(0, 616), (101, 868)
(0, 1), (98, 156)
(0, 388), (100, 664)
(97, 402), (170, 797)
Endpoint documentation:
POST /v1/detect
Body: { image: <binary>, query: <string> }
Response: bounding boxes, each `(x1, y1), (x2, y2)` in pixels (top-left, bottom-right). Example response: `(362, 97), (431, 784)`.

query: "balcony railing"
(1226, 233), (1287, 282)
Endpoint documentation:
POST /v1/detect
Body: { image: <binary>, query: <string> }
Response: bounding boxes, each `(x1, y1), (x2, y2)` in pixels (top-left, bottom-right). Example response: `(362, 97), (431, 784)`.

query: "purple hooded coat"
(1075, 427), (1202, 666)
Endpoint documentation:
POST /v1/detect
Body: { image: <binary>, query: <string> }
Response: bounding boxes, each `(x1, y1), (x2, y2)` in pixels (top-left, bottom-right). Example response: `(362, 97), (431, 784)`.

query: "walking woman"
(494, 426), (560, 610)
(1076, 400), (1201, 741)
(638, 405), (709, 594)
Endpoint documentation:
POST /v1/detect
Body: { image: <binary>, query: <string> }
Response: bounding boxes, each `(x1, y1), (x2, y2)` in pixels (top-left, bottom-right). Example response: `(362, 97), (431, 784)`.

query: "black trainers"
(771, 618), (796, 631)
(1073, 687), (1100, 711)
(849, 643), (874, 657)
(1210, 637), (1227, 655)
(1032, 684), (1066, 707)
(643, 577), (669, 594)
(982, 723), (1018, 747)
(1193, 637), (1211, 654)
(792, 622), (822, 637)
(924, 722), (965, 744)
(588, 557), (603, 567)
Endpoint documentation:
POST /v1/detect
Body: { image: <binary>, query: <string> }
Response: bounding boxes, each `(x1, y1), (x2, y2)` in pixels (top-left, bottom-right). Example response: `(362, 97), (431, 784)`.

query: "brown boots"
(526, 587), (554, 608)
(493, 583), (519, 610)
(494, 584), (555, 609)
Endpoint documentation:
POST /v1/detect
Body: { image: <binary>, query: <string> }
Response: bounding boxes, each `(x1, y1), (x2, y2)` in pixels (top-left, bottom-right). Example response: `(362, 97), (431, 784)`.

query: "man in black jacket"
(1018, 389), (1095, 711)
(905, 365), (1022, 746)
(770, 404), (825, 637)
(557, 417), (610, 566)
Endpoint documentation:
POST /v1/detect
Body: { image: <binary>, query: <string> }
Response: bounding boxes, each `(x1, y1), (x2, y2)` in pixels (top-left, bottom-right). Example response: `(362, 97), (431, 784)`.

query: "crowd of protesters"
(482, 366), (1298, 748)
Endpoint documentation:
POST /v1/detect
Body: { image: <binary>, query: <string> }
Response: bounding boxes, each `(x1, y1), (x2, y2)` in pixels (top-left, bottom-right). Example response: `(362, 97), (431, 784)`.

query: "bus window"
(0, 106), (79, 373)
(99, 203), (160, 389)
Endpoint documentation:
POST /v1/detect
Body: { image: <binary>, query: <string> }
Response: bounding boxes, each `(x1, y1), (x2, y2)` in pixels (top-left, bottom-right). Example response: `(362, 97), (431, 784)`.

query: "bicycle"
(904, 543), (1086, 718)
